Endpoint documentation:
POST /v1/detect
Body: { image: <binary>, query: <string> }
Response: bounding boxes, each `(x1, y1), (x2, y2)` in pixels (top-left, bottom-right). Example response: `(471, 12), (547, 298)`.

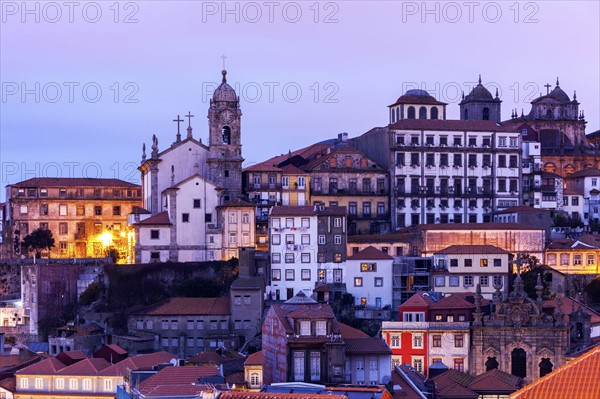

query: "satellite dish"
(170, 358), (178, 366)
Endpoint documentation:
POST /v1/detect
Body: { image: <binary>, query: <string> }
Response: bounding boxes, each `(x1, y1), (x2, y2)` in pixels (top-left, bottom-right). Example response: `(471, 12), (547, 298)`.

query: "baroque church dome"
(549, 85), (571, 103)
(462, 76), (499, 103)
(212, 70), (238, 102)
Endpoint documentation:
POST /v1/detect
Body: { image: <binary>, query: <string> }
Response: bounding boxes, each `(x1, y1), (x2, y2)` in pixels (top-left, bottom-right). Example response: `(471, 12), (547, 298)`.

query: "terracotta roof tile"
(546, 238), (575, 250)
(344, 338), (391, 354)
(564, 168), (600, 179)
(399, 293), (436, 309)
(542, 297), (600, 324)
(495, 206), (547, 214)
(509, 346), (600, 399)
(430, 295), (476, 310)
(434, 245), (510, 255)
(0, 377), (16, 393)
(136, 211), (172, 226)
(137, 365), (220, 396)
(389, 119), (515, 132)
(105, 344), (128, 355)
(10, 177), (140, 188)
(188, 351), (227, 366)
(136, 297), (230, 316)
(17, 357), (66, 375)
(99, 351), (178, 376)
(347, 246), (393, 261)
(339, 323), (369, 339)
(244, 351), (262, 366)
(468, 368), (521, 392)
(221, 392), (348, 399)
(57, 358), (111, 375)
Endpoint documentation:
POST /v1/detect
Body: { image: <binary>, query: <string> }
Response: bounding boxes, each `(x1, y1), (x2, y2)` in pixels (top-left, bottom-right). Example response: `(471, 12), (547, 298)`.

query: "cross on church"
(221, 54), (227, 70)
(544, 83), (552, 95)
(185, 111), (195, 128)
(173, 115), (184, 134)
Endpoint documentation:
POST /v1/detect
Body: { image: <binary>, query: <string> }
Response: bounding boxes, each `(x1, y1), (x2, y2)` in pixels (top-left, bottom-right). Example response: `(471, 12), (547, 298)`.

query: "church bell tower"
(207, 70), (244, 202)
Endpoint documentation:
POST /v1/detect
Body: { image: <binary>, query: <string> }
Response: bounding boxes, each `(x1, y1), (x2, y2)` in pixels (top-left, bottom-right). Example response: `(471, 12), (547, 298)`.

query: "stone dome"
(549, 85), (571, 103)
(212, 70), (237, 102)
(404, 89), (432, 97)
(464, 83), (494, 102)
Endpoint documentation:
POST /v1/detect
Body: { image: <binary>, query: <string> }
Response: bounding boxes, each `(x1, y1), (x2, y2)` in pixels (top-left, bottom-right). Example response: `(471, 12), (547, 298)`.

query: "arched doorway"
(486, 357), (499, 371)
(511, 348), (527, 378)
(539, 358), (553, 377)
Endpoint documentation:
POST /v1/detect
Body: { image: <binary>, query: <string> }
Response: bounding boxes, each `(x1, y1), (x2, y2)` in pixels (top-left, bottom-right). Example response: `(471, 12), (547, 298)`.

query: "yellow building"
(5, 178), (141, 261)
(545, 235), (600, 274)
(216, 198), (257, 260)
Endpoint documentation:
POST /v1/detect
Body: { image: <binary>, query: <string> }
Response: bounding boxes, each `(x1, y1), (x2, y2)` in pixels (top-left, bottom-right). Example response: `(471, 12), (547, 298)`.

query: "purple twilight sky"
(1, 1), (599, 200)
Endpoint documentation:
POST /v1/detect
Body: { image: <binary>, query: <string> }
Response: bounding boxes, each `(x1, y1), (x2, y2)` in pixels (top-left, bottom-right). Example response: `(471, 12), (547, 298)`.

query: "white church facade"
(132, 70), (248, 263)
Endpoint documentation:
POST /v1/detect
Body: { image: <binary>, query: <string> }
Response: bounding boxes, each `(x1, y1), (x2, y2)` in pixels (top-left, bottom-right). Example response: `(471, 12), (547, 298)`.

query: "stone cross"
(221, 54), (227, 70)
(544, 83), (552, 95)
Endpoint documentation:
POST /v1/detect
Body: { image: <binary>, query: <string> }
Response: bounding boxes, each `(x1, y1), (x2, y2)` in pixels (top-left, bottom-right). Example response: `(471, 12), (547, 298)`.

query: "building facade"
(5, 178), (141, 260)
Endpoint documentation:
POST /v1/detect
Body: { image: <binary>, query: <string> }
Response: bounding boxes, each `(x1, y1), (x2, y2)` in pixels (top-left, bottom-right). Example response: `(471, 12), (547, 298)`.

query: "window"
(113, 206), (121, 216)
(450, 259), (458, 267)
(391, 335), (400, 347)
(39, 203), (49, 215)
(301, 269), (311, 281)
(412, 357), (423, 373)
(182, 213), (190, 222)
(480, 258), (488, 267)
(494, 258), (502, 267)
(333, 269), (343, 283)
(150, 230), (160, 239)
(315, 320), (327, 336)
(435, 276), (445, 287)
(229, 233), (237, 244)
(493, 275), (503, 287)
(286, 269), (295, 280)
(301, 253), (310, 263)
(464, 259), (472, 267)
(361, 262), (377, 272)
(334, 217), (342, 228)
(403, 312), (425, 322)
(193, 199), (201, 208)
(271, 253), (281, 264)
(83, 379), (92, 390)
(362, 201), (371, 217)
(285, 218), (294, 228)
(300, 320), (311, 336)
(56, 378), (65, 389)
(464, 276), (473, 287)
(229, 213), (238, 223)
(455, 334), (464, 347)
(20, 378), (29, 389)
(412, 334), (423, 348)
(34, 377), (43, 389)
(354, 277), (363, 287)
(432, 334), (442, 347)
(374, 277), (383, 287)
(480, 276), (489, 286)
(272, 269), (281, 281)
(104, 379), (113, 391)
(454, 358), (465, 372)
(272, 234), (281, 245)
(69, 378), (78, 390)
(285, 253), (294, 263)
(449, 276), (459, 287)
(59, 222), (68, 235)
(318, 235), (325, 244)
(301, 234), (310, 245)
(285, 234), (294, 244)
(587, 254), (595, 265)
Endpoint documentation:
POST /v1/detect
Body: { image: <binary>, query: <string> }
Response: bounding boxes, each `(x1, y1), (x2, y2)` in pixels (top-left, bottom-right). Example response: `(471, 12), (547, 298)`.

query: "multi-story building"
(4, 178), (141, 259)
(382, 292), (471, 376)
(344, 246), (393, 310)
(215, 199), (256, 260)
(128, 297), (237, 358)
(545, 234), (600, 274)
(267, 205), (346, 301)
(431, 245), (512, 299)
(347, 233), (411, 258)
(351, 89), (522, 230)
(303, 145), (390, 235)
(563, 168), (600, 226)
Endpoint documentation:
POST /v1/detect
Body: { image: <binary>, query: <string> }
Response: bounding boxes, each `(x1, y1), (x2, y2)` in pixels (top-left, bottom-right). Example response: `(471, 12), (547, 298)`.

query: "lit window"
(354, 277), (363, 287)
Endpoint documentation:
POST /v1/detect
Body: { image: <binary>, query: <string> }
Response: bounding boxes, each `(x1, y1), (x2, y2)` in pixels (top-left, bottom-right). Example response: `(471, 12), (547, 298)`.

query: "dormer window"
(300, 320), (311, 336)
(316, 320), (327, 336)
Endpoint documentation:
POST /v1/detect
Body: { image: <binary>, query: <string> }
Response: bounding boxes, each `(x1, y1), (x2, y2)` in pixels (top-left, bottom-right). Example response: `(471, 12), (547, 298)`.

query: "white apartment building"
(345, 246), (393, 309)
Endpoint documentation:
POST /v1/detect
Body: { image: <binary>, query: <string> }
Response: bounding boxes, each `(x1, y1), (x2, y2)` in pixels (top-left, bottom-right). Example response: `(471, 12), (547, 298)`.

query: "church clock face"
(221, 110), (233, 123)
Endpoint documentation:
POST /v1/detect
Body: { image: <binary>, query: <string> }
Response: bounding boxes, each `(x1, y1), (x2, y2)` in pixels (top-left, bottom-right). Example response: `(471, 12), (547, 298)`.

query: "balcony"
(311, 188), (389, 196)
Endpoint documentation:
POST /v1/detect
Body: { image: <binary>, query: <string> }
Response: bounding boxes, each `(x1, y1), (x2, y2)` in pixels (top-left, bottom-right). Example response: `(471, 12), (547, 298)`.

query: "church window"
(546, 109), (553, 119)
(418, 106), (427, 119)
(224, 170), (229, 177)
(222, 126), (231, 144)
(150, 230), (160, 239)
(182, 213), (190, 223)
(539, 358), (553, 377)
(431, 107), (439, 119)
(482, 107), (490, 120)
(407, 106), (416, 119)
(511, 348), (527, 378)
(486, 357), (499, 371)
(193, 199), (201, 208)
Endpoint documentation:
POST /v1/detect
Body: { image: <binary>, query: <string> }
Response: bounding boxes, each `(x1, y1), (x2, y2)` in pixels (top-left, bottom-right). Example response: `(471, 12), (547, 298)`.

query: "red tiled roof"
(105, 344), (128, 355)
(188, 351), (227, 365)
(339, 323), (369, 339)
(10, 177), (140, 188)
(399, 293), (436, 309)
(0, 377), (16, 393)
(563, 188), (581, 195)
(546, 238), (575, 250)
(243, 143), (332, 173)
(137, 365), (219, 396)
(244, 351), (262, 366)
(389, 119), (515, 132)
(287, 306), (335, 319)
(221, 393), (348, 399)
(434, 245), (510, 255)
(56, 350), (88, 364)
(430, 295), (475, 310)
(468, 368), (521, 392)
(564, 168), (600, 179)
(17, 357), (66, 375)
(542, 297), (600, 324)
(136, 211), (172, 226)
(99, 351), (178, 376)
(57, 358), (111, 375)
(136, 297), (230, 316)
(272, 303), (340, 335)
(347, 246), (393, 261)
(509, 346), (600, 399)
(392, 365), (427, 399)
(495, 206), (547, 214)
(389, 95), (447, 107)
(280, 164), (308, 175)
(344, 338), (391, 354)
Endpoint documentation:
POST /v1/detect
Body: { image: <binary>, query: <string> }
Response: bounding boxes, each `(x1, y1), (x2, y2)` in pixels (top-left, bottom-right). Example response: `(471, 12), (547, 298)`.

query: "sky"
(1, 1), (599, 200)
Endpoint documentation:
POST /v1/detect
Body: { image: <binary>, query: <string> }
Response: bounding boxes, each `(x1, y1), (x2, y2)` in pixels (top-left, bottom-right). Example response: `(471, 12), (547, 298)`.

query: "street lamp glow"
(99, 232), (113, 247)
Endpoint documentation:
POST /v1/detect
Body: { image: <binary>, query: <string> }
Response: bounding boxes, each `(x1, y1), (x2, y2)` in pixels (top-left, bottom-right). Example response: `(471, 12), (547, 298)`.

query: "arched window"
(464, 109), (469, 120)
(539, 358), (553, 378)
(511, 348), (527, 378)
(419, 107), (427, 119)
(250, 372), (260, 386)
(431, 107), (439, 120)
(546, 109), (553, 119)
(544, 163), (556, 173)
(391, 109), (395, 123)
(564, 164), (575, 175)
(396, 107), (400, 121)
(483, 107), (490, 120)
(222, 126), (231, 144)
(485, 357), (499, 371)
(407, 106), (416, 119)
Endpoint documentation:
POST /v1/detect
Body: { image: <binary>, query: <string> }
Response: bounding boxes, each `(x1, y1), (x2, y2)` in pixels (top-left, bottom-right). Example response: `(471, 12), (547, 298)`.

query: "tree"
(518, 253), (550, 299)
(23, 228), (55, 257)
